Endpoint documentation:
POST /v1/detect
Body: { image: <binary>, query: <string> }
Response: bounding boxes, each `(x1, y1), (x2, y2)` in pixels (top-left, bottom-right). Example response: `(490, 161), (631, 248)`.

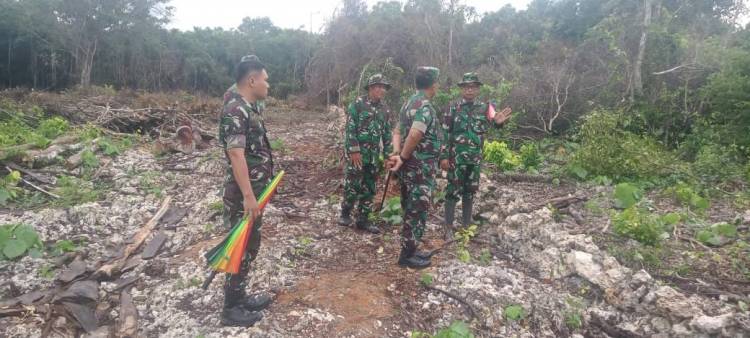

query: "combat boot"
(397, 244), (431, 269)
(356, 214), (381, 234)
(338, 205), (353, 226)
(443, 199), (457, 240)
(221, 283), (263, 327)
(237, 289), (273, 312)
(461, 196), (474, 227)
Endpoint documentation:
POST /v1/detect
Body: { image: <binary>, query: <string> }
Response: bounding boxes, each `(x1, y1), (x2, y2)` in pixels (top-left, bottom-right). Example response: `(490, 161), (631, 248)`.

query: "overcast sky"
(167, 0), (533, 32)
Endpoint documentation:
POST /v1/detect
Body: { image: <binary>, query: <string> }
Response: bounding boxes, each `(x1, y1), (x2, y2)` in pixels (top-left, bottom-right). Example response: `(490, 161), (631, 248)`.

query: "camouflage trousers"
(221, 178), (266, 294)
(445, 163), (481, 202)
(399, 159), (436, 249)
(341, 163), (378, 219)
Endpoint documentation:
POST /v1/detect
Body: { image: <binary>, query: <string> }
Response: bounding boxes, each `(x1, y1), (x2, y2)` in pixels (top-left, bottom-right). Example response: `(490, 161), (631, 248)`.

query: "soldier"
(388, 67), (442, 269)
(217, 55), (274, 327)
(439, 72), (512, 235)
(338, 74), (394, 234)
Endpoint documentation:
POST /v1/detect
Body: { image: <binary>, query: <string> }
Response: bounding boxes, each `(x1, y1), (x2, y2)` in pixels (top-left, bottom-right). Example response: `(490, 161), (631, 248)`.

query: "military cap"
(457, 72), (483, 87)
(364, 73), (392, 90)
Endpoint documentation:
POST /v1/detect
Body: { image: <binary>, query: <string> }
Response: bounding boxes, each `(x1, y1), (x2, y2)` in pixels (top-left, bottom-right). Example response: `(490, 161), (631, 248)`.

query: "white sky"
(167, 0), (533, 32)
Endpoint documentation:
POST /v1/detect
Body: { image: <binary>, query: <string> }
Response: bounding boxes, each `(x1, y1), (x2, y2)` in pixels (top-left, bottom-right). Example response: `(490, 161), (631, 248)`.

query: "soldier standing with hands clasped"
(339, 74), (394, 234)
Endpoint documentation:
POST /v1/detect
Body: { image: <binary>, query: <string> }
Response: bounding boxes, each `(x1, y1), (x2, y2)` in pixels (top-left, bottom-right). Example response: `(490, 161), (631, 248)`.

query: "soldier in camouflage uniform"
(339, 74), (393, 234)
(387, 67), (442, 269)
(439, 72), (512, 235)
(217, 55), (273, 327)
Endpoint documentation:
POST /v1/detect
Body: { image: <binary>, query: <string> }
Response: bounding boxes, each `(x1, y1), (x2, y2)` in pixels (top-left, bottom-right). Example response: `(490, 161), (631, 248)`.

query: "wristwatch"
(399, 154), (408, 162)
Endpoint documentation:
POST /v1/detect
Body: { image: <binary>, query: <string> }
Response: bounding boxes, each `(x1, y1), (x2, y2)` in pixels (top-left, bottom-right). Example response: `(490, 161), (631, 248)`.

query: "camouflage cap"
(364, 73), (392, 90)
(457, 72), (483, 87)
(416, 66), (440, 88)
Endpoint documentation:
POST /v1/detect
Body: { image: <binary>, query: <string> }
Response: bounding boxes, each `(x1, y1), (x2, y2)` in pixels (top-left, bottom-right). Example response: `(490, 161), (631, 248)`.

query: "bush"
(0, 224), (43, 260)
(570, 111), (680, 181)
(519, 143), (543, 171)
(665, 183), (709, 212)
(483, 141), (520, 171)
(37, 117), (69, 139)
(612, 207), (678, 245)
(692, 143), (745, 183)
(0, 170), (22, 205)
(379, 196), (402, 226)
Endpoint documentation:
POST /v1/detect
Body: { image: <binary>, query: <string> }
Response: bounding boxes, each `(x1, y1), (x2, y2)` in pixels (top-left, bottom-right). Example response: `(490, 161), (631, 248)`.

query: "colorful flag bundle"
(205, 170), (285, 274)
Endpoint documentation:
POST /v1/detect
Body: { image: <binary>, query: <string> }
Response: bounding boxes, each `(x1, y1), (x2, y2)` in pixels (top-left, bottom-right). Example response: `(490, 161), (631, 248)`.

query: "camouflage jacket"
(439, 99), (497, 165)
(219, 86), (274, 185)
(344, 95), (393, 164)
(399, 91), (440, 162)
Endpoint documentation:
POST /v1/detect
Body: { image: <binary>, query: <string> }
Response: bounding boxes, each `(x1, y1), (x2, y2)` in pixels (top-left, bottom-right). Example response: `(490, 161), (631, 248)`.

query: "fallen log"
(6, 162), (56, 185)
(94, 196), (172, 279)
(23, 142), (86, 168)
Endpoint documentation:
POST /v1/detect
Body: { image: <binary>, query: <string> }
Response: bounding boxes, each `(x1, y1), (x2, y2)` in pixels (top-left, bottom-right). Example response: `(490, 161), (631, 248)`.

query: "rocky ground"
(1, 104), (749, 337)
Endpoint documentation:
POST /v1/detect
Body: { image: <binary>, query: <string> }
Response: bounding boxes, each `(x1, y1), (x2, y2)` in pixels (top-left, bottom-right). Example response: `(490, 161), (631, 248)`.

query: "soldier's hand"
(440, 159), (451, 171)
(494, 107), (512, 124)
(388, 155), (403, 172)
(243, 194), (260, 221)
(351, 152), (363, 169)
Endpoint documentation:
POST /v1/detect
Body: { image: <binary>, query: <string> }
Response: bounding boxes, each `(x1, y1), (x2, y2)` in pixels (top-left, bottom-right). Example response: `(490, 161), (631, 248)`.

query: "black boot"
(338, 205), (353, 226)
(461, 196), (474, 227)
(221, 280), (263, 327)
(238, 291), (273, 312)
(443, 199), (457, 240)
(415, 250), (432, 260)
(397, 244), (431, 269)
(356, 214), (381, 234)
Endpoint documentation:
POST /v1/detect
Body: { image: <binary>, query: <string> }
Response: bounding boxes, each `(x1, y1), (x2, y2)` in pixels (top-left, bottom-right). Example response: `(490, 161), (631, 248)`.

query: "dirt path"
(2, 107), (749, 337)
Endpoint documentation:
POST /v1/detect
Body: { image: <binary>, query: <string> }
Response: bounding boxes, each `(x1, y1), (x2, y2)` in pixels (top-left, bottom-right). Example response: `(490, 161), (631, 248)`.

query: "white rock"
(690, 313), (734, 334)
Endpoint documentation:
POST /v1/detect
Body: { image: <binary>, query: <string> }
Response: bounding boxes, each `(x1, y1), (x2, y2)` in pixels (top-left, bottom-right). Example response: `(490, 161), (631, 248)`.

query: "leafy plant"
(519, 143), (543, 171)
(666, 183), (709, 212)
(380, 196), (403, 226)
(613, 183), (642, 209)
(270, 138), (287, 152)
(612, 207), (673, 245)
(411, 320), (475, 338)
(564, 297), (584, 330)
(483, 141), (520, 171)
(53, 176), (100, 207)
(0, 224), (43, 260)
(570, 110), (679, 181)
(37, 117), (69, 139)
(50, 239), (79, 256)
(0, 170), (22, 205)
(696, 223), (737, 247)
(504, 304), (526, 321)
(420, 272), (434, 287)
(478, 249), (492, 266)
(455, 224), (478, 263)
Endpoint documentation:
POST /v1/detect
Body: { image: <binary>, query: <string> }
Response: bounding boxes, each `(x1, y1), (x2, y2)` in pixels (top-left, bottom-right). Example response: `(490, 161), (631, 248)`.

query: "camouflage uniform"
(218, 85), (274, 296)
(397, 67), (441, 249)
(440, 72), (501, 228)
(342, 83), (393, 221)
(440, 98), (491, 202)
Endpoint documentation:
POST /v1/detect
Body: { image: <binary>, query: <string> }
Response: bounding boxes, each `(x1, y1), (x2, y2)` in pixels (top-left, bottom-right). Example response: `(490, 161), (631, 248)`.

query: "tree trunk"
(632, 0), (653, 101)
(7, 37), (12, 87)
(79, 38), (98, 88)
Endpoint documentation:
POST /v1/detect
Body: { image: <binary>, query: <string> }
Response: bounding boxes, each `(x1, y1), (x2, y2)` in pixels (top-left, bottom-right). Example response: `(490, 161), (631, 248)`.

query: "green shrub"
(411, 320), (475, 338)
(0, 224), (43, 260)
(53, 176), (100, 207)
(612, 207), (675, 245)
(613, 183), (642, 209)
(0, 170), (22, 205)
(519, 143), (543, 170)
(692, 143), (745, 183)
(37, 117), (69, 139)
(483, 141), (520, 171)
(504, 304), (526, 321)
(665, 183), (710, 212)
(570, 111), (679, 181)
(696, 223), (737, 247)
